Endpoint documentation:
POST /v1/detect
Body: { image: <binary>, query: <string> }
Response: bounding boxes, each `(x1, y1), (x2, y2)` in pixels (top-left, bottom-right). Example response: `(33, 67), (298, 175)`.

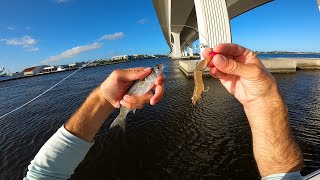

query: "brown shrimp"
(191, 52), (217, 106)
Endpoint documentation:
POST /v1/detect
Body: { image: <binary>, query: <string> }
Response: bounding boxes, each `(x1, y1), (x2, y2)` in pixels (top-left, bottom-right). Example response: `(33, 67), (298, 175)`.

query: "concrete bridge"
(152, 0), (273, 59)
(152, 1), (320, 178)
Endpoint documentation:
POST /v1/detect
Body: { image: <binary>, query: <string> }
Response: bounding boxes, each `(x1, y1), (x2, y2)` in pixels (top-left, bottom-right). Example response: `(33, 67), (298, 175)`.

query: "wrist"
(65, 88), (115, 142)
(95, 87), (115, 108)
(243, 91), (304, 176)
(245, 96), (287, 131)
(99, 85), (120, 108)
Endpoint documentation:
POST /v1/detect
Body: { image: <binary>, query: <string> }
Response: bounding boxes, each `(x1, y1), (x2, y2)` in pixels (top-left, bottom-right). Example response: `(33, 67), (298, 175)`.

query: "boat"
(57, 66), (67, 72)
(0, 67), (5, 74)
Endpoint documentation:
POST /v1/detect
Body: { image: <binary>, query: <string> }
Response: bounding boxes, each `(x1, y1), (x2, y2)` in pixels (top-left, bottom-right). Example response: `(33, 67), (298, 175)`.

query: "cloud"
(7, 26), (15, 30)
(138, 18), (148, 25)
(26, 47), (40, 52)
(99, 32), (124, 41)
(1, 35), (39, 52)
(42, 42), (103, 64)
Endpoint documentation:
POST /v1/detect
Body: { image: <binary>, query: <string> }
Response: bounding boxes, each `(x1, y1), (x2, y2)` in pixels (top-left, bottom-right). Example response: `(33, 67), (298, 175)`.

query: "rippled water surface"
(0, 58), (320, 179)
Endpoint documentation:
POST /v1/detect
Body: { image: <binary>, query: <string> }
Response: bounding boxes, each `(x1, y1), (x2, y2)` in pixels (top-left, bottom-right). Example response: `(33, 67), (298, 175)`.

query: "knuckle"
(112, 69), (121, 77)
(252, 66), (265, 76)
(252, 66), (272, 81)
(132, 69), (141, 74)
(125, 103), (134, 109)
(227, 61), (239, 73)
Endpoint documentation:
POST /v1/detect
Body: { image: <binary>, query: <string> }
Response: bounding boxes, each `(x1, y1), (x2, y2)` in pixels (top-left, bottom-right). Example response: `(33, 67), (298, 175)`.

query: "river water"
(0, 57), (320, 179)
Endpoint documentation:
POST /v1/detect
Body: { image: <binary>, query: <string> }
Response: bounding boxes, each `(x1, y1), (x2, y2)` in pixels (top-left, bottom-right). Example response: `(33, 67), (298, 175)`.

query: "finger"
(207, 58), (215, 68)
(116, 67), (152, 81)
(213, 54), (265, 79)
(123, 93), (153, 105)
(150, 84), (164, 106)
(120, 100), (144, 109)
(154, 75), (165, 85)
(202, 48), (214, 58)
(213, 43), (247, 57)
(209, 67), (225, 79)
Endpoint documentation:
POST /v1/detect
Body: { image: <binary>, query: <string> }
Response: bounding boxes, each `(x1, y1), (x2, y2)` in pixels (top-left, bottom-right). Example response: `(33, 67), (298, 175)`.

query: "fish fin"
(110, 114), (126, 131)
(110, 108), (130, 131)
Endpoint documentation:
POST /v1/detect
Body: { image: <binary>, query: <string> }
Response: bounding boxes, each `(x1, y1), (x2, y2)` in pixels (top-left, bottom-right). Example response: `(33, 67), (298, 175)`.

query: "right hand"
(203, 43), (281, 108)
(204, 44), (304, 177)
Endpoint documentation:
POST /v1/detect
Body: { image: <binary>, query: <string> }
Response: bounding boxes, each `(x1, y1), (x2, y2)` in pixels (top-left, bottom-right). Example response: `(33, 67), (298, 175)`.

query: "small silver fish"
(110, 64), (164, 130)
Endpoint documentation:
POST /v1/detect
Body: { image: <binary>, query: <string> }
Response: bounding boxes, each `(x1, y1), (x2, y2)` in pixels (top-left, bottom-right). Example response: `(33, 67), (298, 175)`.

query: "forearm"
(25, 126), (94, 180)
(244, 93), (303, 177)
(65, 87), (115, 142)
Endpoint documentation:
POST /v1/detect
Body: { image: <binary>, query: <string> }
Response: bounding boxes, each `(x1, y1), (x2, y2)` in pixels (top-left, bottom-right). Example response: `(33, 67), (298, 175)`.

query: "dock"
(179, 58), (320, 78)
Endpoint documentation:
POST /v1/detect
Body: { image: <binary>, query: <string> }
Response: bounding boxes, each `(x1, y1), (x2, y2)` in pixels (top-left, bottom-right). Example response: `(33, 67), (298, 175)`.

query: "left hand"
(99, 67), (165, 109)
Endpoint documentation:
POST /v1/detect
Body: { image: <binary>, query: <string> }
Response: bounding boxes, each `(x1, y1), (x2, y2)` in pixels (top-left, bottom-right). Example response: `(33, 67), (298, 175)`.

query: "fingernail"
(144, 67), (152, 71)
(120, 100), (125, 105)
(123, 95), (129, 100)
(214, 55), (226, 66)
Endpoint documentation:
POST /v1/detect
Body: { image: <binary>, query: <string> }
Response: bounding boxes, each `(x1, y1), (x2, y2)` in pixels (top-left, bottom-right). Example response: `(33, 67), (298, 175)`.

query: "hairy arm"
(25, 68), (164, 179)
(65, 88), (114, 142)
(204, 44), (303, 177)
(244, 94), (303, 176)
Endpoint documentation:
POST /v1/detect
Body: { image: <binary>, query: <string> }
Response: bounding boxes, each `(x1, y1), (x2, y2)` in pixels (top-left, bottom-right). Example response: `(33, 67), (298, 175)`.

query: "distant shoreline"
(0, 60), (130, 83)
(256, 52), (320, 55)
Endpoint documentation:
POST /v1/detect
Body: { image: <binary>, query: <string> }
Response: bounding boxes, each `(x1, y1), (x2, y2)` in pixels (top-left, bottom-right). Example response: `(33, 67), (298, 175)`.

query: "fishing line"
(160, 24), (209, 44)
(161, 25), (209, 70)
(1, 25), (206, 120)
(0, 61), (93, 119)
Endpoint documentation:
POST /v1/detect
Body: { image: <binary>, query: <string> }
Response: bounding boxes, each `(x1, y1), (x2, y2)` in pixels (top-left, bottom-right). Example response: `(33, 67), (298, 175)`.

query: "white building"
(111, 55), (129, 61)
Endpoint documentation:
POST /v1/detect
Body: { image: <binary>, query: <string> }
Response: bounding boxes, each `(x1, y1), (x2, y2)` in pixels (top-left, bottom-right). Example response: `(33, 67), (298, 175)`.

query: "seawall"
(179, 58), (320, 78)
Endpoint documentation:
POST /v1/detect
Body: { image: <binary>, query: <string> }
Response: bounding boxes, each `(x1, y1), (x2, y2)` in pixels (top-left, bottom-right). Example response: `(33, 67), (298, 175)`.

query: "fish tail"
(110, 107), (130, 131)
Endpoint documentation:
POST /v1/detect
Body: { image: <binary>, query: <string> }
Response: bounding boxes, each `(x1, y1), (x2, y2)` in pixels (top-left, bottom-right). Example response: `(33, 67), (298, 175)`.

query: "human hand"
(203, 43), (281, 108)
(99, 67), (164, 109)
(204, 45), (303, 177)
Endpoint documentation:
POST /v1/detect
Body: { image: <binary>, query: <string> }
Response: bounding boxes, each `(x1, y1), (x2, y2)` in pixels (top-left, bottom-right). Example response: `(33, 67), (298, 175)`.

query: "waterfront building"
(23, 67), (37, 76)
(111, 55), (129, 61)
(130, 54), (152, 60)
(43, 66), (56, 73)
(23, 66), (48, 76)
(68, 64), (77, 69)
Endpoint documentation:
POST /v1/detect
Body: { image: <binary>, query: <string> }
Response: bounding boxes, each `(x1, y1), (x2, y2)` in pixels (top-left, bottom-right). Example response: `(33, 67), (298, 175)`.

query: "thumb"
(120, 67), (152, 81)
(213, 54), (261, 79)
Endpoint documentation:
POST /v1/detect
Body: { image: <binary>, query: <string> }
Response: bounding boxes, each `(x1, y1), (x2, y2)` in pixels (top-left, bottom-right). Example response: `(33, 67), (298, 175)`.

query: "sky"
(0, 0), (320, 73)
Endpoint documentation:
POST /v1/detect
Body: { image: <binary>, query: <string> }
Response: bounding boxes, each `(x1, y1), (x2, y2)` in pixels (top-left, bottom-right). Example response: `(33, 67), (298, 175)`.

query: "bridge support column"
(194, 0), (232, 59)
(188, 42), (194, 56)
(169, 43), (174, 57)
(171, 32), (182, 58)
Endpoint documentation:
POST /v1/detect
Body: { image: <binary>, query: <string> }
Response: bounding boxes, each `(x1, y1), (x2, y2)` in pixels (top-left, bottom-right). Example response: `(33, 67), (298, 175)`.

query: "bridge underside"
(152, 0), (273, 58)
